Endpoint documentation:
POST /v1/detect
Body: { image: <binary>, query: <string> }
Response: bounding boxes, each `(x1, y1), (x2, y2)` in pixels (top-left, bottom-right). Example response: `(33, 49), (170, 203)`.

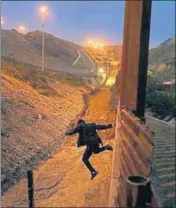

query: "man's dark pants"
(82, 143), (106, 172)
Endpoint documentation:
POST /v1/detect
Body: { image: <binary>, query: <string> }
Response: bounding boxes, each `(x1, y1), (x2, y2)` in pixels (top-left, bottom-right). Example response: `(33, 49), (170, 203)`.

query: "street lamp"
(39, 6), (48, 71)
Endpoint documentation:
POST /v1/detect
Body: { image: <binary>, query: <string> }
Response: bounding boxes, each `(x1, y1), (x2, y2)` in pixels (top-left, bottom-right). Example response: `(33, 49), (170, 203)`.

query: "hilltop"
(25, 30), (92, 69)
(1, 29), (96, 75)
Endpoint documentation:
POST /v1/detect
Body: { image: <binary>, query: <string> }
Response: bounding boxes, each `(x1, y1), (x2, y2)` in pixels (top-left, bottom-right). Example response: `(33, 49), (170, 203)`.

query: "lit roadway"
(85, 43), (120, 87)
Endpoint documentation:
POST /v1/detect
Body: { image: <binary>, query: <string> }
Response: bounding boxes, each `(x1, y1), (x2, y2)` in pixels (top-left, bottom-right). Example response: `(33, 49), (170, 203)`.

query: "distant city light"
(88, 40), (92, 45)
(106, 77), (116, 86)
(86, 39), (105, 48)
(98, 67), (104, 73)
(17, 25), (28, 34)
(102, 72), (107, 81)
(96, 42), (104, 47)
(1, 17), (4, 25)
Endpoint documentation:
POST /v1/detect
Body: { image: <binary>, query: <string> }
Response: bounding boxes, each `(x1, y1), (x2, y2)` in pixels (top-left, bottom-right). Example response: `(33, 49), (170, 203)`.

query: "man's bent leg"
(92, 143), (113, 154)
(82, 146), (95, 172)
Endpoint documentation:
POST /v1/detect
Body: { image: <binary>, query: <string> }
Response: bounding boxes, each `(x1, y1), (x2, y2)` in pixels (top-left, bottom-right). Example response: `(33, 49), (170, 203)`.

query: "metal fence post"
(135, 0), (152, 119)
(27, 170), (35, 208)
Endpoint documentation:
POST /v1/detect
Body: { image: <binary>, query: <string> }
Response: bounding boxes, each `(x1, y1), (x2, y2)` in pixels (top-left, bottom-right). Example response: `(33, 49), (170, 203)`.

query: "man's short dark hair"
(78, 119), (85, 125)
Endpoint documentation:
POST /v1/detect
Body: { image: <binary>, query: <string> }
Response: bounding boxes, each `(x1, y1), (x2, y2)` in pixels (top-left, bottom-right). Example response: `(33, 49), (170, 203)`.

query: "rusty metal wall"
(109, 107), (154, 207)
(120, 1), (143, 110)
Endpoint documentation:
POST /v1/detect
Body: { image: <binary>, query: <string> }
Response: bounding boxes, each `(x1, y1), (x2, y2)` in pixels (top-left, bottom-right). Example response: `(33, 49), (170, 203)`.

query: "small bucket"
(126, 176), (152, 208)
(127, 175), (150, 186)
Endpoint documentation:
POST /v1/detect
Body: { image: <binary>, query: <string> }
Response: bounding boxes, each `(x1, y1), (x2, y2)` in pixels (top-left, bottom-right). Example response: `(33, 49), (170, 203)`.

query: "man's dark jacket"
(66, 122), (112, 147)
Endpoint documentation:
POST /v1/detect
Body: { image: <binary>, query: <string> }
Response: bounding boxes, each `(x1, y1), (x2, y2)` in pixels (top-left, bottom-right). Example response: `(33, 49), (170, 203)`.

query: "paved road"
(73, 50), (81, 66)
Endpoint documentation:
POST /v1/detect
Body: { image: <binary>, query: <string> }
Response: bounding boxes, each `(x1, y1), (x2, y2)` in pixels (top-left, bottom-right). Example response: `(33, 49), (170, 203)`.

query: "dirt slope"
(1, 59), (91, 193)
(2, 88), (116, 207)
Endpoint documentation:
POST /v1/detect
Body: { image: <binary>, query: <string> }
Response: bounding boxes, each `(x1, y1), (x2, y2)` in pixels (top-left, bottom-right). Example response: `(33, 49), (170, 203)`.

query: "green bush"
(146, 91), (175, 118)
(171, 106), (176, 117)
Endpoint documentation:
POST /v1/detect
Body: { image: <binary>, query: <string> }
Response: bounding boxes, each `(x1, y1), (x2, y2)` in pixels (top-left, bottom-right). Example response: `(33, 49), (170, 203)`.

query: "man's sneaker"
(91, 170), (99, 180)
(105, 144), (113, 151)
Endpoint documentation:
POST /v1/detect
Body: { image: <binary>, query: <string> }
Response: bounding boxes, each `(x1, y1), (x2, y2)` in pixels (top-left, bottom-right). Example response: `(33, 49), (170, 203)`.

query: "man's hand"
(108, 124), (113, 128)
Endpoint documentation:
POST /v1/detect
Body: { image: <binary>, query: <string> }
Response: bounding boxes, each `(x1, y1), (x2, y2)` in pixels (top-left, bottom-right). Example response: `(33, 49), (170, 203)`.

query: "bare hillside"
(25, 30), (92, 69)
(1, 58), (91, 193)
(1, 29), (96, 75)
(148, 36), (175, 82)
(1, 29), (38, 52)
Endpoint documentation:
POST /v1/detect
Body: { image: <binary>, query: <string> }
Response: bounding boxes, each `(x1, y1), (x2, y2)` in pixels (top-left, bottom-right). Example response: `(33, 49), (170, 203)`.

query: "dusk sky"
(1, 1), (175, 48)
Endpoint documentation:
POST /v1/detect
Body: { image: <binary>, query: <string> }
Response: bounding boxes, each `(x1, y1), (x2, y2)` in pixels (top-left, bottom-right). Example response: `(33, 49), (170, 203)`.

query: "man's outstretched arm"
(95, 124), (113, 130)
(65, 127), (79, 136)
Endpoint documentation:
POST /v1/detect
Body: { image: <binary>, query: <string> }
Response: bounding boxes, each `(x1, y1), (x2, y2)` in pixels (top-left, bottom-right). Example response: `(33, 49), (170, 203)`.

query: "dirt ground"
(1, 65), (89, 193)
(2, 87), (116, 207)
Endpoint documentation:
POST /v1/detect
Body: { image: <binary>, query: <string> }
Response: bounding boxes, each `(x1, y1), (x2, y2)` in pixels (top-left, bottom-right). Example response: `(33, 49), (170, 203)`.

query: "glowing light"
(106, 77), (116, 86)
(40, 6), (48, 16)
(102, 72), (107, 82)
(86, 39), (105, 48)
(94, 42), (104, 48)
(97, 42), (104, 47)
(88, 40), (92, 45)
(1, 17), (4, 25)
(98, 68), (104, 73)
(17, 25), (28, 34)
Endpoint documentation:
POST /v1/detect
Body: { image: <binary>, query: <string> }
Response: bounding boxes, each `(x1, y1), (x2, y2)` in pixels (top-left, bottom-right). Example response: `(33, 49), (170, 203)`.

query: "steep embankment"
(2, 88), (116, 207)
(1, 58), (91, 193)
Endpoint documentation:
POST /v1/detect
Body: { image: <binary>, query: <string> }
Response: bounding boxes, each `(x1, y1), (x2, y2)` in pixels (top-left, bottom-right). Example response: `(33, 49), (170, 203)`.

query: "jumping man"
(65, 119), (113, 180)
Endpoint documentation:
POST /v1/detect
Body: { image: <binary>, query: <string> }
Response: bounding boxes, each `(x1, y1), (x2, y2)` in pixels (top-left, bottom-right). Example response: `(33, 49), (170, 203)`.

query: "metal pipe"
(41, 14), (45, 71)
(135, 0), (152, 119)
(27, 170), (35, 208)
